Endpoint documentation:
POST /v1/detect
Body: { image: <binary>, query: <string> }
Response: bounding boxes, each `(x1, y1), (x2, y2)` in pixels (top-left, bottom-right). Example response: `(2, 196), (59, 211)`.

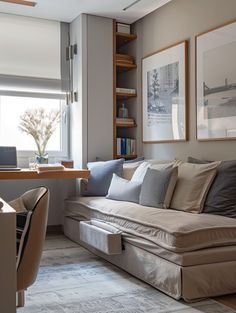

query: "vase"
(35, 153), (49, 164)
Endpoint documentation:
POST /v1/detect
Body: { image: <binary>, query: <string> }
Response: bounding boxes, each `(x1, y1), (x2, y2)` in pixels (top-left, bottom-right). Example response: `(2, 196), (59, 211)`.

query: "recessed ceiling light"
(0, 0), (37, 7)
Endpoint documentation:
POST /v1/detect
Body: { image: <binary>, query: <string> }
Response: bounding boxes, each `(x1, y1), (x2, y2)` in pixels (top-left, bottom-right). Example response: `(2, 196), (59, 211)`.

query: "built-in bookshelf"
(113, 21), (137, 160)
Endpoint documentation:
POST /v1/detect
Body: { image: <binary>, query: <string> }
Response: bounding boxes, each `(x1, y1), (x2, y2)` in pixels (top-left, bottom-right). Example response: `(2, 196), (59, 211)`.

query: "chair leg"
(17, 290), (25, 307)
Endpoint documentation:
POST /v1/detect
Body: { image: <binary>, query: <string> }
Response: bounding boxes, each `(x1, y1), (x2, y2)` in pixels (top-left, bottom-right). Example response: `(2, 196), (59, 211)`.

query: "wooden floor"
(215, 294), (236, 310)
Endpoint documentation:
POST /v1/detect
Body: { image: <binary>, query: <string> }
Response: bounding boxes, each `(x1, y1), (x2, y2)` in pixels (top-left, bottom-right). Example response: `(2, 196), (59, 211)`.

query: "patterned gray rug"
(18, 235), (236, 313)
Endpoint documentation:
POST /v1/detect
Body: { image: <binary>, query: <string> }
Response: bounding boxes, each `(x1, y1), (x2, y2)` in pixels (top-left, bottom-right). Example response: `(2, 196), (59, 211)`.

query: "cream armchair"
(10, 187), (49, 307)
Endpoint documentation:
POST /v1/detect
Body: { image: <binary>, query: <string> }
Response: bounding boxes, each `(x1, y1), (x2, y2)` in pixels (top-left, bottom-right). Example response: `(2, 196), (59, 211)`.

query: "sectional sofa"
(64, 158), (236, 302)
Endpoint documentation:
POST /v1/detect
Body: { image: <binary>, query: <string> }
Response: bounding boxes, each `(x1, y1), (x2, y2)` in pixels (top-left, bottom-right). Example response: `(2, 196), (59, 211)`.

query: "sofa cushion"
(106, 174), (141, 203)
(65, 196), (236, 253)
(170, 161), (220, 213)
(139, 167), (178, 209)
(188, 157), (236, 218)
(131, 161), (174, 183)
(82, 159), (124, 196)
(122, 161), (144, 180)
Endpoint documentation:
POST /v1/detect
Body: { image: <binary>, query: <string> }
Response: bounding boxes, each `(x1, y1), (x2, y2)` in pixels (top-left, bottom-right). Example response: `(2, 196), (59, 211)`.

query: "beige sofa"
(64, 195), (236, 302)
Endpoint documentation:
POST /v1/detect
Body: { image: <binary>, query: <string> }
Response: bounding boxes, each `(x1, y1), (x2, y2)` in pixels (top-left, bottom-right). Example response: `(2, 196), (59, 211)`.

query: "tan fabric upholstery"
(65, 197), (236, 252)
(170, 161), (220, 213)
(9, 197), (27, 213)
(64, 216), (236, 301)
(16, 187), (49, 292)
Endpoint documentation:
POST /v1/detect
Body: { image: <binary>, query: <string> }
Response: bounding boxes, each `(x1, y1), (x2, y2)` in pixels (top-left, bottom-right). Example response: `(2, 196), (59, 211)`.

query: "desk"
(0, 168), (90, 180)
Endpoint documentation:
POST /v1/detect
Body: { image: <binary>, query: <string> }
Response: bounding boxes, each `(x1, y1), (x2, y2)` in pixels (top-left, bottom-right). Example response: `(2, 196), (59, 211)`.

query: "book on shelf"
(117, 138), (136, 156)
(116, 87), (136, 94)
(116, 54), (135, 65)
(116, 23), (130, 34)
(116, 118), (135, 125)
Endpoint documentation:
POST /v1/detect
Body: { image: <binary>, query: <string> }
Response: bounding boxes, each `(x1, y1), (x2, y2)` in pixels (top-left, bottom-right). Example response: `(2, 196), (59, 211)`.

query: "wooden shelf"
(116, 92), (137, 99)
(0, 168), (90, 180)
(116, 123), (137, 128)
(116, 154), (137, 160)
(116, 32), (137, 48)
(113, 20), (138, 160)
(116, 62), (137, 72)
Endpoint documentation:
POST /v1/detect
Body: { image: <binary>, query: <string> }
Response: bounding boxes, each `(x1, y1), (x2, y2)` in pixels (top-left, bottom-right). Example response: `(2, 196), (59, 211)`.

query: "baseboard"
(46, 225), (63, 234)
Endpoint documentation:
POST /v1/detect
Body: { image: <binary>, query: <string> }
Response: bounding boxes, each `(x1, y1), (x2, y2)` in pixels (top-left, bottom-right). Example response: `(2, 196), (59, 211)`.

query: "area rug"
(18, 235), (236, 313)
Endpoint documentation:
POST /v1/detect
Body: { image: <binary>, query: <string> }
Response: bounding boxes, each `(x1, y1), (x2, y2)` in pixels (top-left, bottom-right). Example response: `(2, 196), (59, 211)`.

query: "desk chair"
(10, 187), (49, 307)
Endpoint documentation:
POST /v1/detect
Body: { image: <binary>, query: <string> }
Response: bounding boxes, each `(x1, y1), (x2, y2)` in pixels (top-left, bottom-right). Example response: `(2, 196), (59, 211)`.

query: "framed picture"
(142, 41), (188, 143)
(196, 20), (236, 141)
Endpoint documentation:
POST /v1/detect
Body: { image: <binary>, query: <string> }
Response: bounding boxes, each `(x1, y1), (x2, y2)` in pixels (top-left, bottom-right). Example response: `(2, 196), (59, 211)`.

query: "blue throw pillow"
(83, 159), (124, 196)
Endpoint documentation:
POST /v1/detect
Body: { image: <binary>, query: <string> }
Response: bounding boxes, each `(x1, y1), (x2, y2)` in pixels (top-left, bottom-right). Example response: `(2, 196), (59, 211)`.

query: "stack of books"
(116, 118), (135, 126)
(36, 164), (65, 173)
(117, 138), (136, 156)
(116, 23), (130, 34)
(116, 87), (136, 94)
(116, 53), (135, 65)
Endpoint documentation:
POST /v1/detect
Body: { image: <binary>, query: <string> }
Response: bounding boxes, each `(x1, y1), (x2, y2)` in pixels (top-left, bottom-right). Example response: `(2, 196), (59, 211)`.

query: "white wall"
(70, 14), (113, 165)
(87, 15), (113, 161)
(70, 14), (88, 169)
(133, 0), (236, 161)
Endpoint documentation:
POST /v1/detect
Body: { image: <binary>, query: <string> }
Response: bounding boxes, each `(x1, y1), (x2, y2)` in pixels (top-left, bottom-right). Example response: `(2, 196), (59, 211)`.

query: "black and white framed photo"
(142, 41), (188, 143)
(196, 20), (236, 141)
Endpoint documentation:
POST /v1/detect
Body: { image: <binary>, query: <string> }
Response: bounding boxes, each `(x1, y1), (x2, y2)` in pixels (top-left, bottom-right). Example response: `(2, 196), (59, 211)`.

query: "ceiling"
(0, 0), (172, 23)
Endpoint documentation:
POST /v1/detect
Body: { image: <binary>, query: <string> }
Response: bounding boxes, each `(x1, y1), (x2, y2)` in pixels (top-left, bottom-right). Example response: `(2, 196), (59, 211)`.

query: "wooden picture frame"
(142, 40), (188, 143)
(196, 20), (236, 141)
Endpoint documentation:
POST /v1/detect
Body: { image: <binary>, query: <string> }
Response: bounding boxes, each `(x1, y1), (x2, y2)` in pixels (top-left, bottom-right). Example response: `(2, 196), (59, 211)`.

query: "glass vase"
(35, 153), (49, 164)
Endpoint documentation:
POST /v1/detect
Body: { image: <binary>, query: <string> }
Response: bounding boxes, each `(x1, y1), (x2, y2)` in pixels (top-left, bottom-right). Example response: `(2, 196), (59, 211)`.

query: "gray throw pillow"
(188, 156), (236, 218)
(106, 174), (142, 203)
(139, 167), (178, 209)
(83, 159), (124, 196)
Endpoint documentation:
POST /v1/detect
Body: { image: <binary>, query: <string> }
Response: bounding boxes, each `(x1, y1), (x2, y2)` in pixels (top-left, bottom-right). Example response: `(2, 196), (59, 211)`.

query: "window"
(0, 95), (68, 158)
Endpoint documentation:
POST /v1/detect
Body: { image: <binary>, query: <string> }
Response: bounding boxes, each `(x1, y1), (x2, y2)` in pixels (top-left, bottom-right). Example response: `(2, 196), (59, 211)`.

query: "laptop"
(0, 146), (21, 171)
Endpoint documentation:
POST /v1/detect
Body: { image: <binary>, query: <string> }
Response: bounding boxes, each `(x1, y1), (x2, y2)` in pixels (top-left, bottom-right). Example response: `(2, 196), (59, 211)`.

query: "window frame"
(0, 90), (69, 164)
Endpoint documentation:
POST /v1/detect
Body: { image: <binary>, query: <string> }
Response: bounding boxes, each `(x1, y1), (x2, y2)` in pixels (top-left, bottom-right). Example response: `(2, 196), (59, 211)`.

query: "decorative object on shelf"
(196, 20), (236, 141)
(19, 108), (60, 164)
(142, 41), (188, 143)
(118, 102), (129, 118)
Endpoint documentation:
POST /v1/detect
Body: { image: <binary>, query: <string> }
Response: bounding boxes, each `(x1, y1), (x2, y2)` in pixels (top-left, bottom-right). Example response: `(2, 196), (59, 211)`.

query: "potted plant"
(19, 108), (61, 164)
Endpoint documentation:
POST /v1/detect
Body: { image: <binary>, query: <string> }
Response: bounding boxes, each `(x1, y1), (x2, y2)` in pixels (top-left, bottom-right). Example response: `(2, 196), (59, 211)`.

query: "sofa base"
(64, 216), (236, 302)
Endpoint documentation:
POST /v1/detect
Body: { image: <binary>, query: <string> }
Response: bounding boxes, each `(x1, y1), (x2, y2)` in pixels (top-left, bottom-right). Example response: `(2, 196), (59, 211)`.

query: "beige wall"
(135, 0), (236, 161)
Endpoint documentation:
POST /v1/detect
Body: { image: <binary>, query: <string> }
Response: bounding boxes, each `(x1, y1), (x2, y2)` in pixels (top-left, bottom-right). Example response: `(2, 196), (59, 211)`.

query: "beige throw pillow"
(122, 161), (144, 180)
(170, 161), (220, 213)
